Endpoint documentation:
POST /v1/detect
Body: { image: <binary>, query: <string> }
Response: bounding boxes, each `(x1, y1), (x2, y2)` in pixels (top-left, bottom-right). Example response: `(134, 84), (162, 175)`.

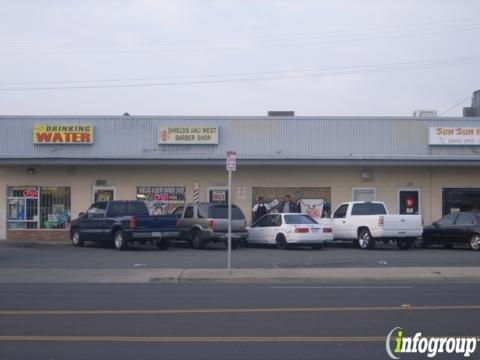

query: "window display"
(252, 187), (331, 219)
(7, 186), (71, 230)
(136, 186), (186, 215)
(443, 188), (480, 215)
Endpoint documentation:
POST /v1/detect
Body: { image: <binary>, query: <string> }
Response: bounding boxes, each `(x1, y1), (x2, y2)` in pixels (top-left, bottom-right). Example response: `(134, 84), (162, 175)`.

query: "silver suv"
(175, 203), (248, 249)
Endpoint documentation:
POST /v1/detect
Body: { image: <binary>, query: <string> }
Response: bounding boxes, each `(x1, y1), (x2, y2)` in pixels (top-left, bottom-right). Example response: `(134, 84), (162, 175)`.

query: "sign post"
(226, 151), (237, 275)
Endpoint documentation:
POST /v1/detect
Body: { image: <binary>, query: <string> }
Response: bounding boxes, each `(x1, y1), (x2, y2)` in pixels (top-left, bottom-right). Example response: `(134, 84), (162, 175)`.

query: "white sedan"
(247, 213), (333, 250)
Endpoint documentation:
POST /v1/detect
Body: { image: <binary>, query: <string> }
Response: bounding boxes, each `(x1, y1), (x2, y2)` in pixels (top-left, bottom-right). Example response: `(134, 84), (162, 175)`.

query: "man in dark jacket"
(279, 194), (298, 213)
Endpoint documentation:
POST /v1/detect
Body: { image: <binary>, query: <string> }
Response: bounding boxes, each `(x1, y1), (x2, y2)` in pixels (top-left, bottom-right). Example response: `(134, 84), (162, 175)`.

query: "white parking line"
(270, 286), (413, 289)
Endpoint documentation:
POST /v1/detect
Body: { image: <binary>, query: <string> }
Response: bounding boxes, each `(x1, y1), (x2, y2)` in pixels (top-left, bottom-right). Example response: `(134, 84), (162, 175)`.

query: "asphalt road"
(0, 240), (479, 269)
(0, 282), (479, 360)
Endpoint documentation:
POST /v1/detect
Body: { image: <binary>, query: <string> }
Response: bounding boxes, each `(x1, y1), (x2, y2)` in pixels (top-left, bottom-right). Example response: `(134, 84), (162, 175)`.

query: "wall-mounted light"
(360, 170), (372, 182)
(27, 167), (36, 175)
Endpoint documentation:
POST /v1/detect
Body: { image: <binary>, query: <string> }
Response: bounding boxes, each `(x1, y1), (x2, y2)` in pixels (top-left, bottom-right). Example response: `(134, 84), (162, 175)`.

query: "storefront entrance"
(92, 186), (116, 202)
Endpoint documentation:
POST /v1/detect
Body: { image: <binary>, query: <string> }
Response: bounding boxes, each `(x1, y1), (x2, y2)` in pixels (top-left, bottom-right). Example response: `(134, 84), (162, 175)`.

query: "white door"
(331, 204), (350, 239)
(248, 215), (270, 243)
(264, 214), (282, 244)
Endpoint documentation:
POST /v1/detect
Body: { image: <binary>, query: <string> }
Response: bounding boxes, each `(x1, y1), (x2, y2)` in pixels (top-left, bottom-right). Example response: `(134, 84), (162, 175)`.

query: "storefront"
(1, 116), (480, 241)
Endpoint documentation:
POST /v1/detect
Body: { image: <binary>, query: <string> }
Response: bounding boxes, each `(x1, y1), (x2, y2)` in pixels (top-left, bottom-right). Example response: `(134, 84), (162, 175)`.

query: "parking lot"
(1, 240), (478, 270)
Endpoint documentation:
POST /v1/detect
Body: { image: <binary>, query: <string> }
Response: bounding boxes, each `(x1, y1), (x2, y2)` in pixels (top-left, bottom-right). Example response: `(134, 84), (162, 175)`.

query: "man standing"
(252, 196), (269, 222)
(279, 194), (298, 213)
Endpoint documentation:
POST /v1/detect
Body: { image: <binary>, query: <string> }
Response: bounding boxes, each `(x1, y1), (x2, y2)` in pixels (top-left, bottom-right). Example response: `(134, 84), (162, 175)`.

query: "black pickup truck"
(70, 200), (179, 250)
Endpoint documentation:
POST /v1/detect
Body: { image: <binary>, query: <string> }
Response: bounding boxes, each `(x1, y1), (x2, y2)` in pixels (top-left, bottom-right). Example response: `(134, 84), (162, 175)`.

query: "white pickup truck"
(331, 201), (423, 250)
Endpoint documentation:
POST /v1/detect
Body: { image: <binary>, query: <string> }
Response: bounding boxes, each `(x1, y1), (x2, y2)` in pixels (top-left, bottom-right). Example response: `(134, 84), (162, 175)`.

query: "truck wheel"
(191, 231), (205, 249)
(397, 238), (413, 250)
(156, 239), (169, 250)
(415, 237), (428, 249)
(114, 230), (128, 250)
(276, 234), (288, 250)
(469, 234), (480, 251)
(71, 230), (84, 247)
(358, 229), (375, 250)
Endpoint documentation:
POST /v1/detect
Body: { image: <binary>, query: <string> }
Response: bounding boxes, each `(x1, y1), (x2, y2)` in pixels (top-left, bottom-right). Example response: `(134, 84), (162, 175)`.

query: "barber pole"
(193, 182), (200, 203)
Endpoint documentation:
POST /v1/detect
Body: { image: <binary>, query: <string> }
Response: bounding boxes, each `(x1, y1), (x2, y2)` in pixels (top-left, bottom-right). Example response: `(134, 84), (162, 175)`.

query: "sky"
(0, 0), (479, 117)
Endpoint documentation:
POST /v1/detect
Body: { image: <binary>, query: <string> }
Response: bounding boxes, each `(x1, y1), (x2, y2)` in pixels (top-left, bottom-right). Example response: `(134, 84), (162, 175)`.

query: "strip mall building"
(2, 111), (480, 241)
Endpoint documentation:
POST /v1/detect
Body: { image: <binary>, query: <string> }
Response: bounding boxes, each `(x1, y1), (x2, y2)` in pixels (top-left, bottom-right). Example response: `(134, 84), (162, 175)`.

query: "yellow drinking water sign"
(33, 124), (94, 144)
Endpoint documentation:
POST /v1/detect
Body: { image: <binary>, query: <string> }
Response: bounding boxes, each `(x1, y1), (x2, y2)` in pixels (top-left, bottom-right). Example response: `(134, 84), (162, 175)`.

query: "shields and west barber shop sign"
(33, 124), (94, 144)
(159, 126), (218, 145)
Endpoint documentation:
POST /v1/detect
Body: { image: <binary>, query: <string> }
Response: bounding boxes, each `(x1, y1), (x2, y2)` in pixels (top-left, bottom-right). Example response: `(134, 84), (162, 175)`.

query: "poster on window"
(210, 190), (228, 204)
(298, 199), (325, 221)
(399, 190), (419, 215)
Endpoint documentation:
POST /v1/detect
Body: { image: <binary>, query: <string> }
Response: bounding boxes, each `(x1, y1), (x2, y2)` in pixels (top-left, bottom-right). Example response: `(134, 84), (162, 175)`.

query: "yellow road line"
(0, 336), (387, 342)
(1, 304), (480, 316)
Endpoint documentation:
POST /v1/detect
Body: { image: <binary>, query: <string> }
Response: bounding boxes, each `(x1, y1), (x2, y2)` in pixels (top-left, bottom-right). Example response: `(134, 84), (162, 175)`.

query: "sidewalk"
(1, 267), (480, 283)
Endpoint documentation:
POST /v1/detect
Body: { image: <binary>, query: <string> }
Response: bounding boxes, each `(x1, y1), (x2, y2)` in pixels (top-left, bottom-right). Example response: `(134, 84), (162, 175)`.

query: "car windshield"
(284, 214), (318, 224)
(209, 205), (245, 219)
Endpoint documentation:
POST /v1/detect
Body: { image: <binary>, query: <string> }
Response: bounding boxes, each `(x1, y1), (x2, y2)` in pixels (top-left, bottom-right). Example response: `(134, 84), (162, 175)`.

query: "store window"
(7, 186), (71, 230)
(443, 188), (480, 215)
(252, 187), (331, 220)
(352, 187), (375, 202)
(136, 186), (186, 215)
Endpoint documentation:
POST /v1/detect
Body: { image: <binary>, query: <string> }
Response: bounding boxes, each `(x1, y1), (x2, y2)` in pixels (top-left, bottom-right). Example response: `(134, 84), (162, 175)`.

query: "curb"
(1, 267), (480, 284)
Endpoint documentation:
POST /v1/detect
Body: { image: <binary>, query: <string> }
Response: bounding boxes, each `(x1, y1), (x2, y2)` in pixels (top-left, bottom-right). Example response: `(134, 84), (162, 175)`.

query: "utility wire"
(439, 95), (473, 115)
(1, 56), (479, 88)
(1, 57), (479, 92)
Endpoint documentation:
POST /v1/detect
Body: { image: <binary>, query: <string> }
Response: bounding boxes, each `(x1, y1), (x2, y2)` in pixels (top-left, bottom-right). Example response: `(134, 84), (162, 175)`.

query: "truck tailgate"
(383, 215), (422, 231)
(134, 215), (177, 231)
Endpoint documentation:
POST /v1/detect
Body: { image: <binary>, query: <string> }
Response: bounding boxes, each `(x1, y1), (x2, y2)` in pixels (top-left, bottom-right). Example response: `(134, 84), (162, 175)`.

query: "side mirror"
(432, 221), (439, 228)
(78, 212), (85, 218)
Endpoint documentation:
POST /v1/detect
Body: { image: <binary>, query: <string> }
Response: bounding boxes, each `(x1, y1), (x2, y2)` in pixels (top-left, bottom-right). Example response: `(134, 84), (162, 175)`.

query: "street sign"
(226, 150), (237, 275)
(226, 150), (236, 171)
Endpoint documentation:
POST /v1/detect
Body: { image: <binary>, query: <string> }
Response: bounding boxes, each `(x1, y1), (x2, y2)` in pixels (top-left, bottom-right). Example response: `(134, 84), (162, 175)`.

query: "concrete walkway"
(1, 266), (480, 283)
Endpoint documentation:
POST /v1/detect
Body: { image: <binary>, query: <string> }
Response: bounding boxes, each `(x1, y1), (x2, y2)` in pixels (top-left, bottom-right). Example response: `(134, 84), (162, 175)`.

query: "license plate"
(398, 231), (406, 236)
(152, 232), (162, 238)
(312, 228), (320, 233)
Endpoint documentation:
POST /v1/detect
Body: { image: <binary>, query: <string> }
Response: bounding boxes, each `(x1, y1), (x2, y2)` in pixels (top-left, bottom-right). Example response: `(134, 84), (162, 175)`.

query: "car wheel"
(415, 237), (428, 249)
(397, 238), (413, 250)
(276, 234), (288, 250)
(311, 244), (323, 250)
(469, 234), (480, 251)
(156, 239), (169, 250)
(358, 229), (375, 250)
(353, 239), (361, 248)
(71, 230), (84, 247)
(444, 244), (454, 249)
(114, 230), (128, 250)
(191, 231), (205, 249)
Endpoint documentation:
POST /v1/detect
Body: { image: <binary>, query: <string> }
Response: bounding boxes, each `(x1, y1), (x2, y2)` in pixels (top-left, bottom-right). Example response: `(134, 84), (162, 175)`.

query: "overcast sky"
(0, 0), (479, 116)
